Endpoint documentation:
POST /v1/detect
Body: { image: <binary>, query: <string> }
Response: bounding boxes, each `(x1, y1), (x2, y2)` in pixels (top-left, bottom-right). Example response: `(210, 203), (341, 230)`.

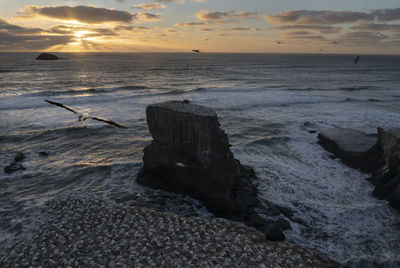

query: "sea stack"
(35, 53), (60, 60)
(137, 100), (288, 240)
(318, 127), (400, 210)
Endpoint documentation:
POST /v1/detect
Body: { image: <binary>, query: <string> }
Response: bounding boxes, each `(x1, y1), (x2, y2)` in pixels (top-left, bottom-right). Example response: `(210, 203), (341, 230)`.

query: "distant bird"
(353, 56), (361, 64)
(319, 48), (323, 53)
(45, 100), (127, 128)
(275, 40), (284, 44)
(332, 40), (338, 44)
(192, 49), (200, 53)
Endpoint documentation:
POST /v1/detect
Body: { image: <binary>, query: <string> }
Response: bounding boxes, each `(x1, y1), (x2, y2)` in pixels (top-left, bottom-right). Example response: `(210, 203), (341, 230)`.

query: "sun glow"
(74, 30), (91, 38)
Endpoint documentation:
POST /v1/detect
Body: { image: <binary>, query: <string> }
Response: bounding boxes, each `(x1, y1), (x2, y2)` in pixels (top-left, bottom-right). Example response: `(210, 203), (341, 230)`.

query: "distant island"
(35, 53), (61, 60)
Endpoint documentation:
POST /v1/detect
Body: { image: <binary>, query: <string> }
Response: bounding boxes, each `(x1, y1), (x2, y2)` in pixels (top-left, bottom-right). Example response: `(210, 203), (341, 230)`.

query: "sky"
(0, 0), (400, 53)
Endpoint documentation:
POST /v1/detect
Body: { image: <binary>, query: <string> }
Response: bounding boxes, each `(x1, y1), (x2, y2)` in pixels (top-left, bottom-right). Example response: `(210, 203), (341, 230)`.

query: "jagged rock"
(14, 152), (25, 162)
(4, 162), (25, 173)
(318, 128), (384, 172)
(369, 128), (400, 210)
(35, 53), (60, 60)
(137, 100), (287, 240)
(318, 127), (400, 210)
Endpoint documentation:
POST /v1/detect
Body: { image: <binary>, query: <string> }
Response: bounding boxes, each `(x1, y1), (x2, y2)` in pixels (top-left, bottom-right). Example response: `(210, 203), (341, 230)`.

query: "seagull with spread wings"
(45, 100), (127, 129)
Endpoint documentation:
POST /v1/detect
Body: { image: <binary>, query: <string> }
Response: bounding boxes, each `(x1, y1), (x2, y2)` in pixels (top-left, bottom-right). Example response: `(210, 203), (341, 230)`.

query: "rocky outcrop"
(318, 127), (400, 210)
(4, 152), (26, 173)
(137, 100), (289, 240)
(35, 53), (60, 60)
(369, 128), (400, 210)
(318, 128), (384, 172)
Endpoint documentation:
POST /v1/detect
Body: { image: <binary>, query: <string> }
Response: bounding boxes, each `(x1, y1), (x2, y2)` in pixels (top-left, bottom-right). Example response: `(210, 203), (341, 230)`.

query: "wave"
(338, 86), (377, 91)
(25, 85), (149, 97)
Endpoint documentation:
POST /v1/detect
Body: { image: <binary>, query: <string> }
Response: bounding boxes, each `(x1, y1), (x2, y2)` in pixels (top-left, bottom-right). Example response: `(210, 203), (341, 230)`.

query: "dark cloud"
(175, 22), (208, 28)
(352, 23), (400, 33)
(134, 12), (163, 22)
(270, 25), (342, 34)
(0, 18), (43, 34)
(196, 10), (260, 22)
(372, 8), (400, 22)
(336, 31), (389, 45)
(0, 31), (73, 50)
(114, 25), (152, 32)
(19, 5), (134, 24)
(265, 10), (373, 25)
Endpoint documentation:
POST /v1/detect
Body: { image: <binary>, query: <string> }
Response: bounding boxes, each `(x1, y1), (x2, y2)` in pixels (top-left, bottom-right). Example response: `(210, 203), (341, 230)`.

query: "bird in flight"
(353, 56), (361, 64)
(275, 40), (284, 44)
(332, 40), (338, 44)
(192, 49), (200, 53)
(45, 100), (127, 128)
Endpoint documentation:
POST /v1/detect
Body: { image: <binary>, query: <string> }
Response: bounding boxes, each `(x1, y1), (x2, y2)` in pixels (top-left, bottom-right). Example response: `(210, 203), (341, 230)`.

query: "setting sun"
(74, 30), (91, 38)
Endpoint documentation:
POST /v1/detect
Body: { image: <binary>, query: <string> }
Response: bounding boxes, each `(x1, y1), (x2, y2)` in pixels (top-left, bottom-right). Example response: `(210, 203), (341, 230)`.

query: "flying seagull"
(45, 100), (127, 128)
(192, 49), (200, 53)
(275, 40), (284, 44)
(353, 56), (361, 64)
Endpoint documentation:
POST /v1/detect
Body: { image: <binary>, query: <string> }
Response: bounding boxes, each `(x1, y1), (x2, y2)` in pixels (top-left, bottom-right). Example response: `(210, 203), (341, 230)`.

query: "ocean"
(1, 52), (400, 266)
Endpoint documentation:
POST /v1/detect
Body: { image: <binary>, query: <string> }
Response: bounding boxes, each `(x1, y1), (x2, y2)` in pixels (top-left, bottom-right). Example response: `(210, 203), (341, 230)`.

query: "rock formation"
(35, 53), (60, 60)
(369, 128), (400, 210)
(318, 128), (384, 172)
(318, 127), (400, 210)
(137, 100), (289, 240)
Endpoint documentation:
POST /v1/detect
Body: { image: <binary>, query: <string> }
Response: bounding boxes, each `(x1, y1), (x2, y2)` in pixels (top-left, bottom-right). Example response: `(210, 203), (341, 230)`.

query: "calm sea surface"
(1, 53), (400, 266)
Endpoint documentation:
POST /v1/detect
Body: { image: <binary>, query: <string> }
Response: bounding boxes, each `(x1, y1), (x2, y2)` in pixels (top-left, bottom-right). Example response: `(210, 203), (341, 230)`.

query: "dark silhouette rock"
(35, 53), (60, 60)
(369, 128), (400, 210)
(137, 100), (287, 240)
(318, 127), (400, 210)
(318, 128), (384, 172)
(14, 152), (25, 162)
(4, 162), (25, 173)
(39, 151), (49, 156)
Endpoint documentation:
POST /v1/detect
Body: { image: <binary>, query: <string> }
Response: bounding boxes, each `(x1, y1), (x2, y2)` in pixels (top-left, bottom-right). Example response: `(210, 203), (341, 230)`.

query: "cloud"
(155, 0), (185, 3)
(221, 27), (261, 32)
(196, 10), (260, 22)
(133, 4), (166, 10)
(0, 19), (73, 50)
(115, 25), (152, 32)
(265, 8), (400, 25)
(0, 18), (43, 34)
(270, 25), (342, 34)
(336, 31), (389, 45)
(134, 12), (163, 22)
(265, 10), (373, 25)
(372, 8), (400, 22)
(175, 22), (208, 28)
(18, 5), (134, 24)
(352, 23), (400, 33)
(196, 28), (215, 32)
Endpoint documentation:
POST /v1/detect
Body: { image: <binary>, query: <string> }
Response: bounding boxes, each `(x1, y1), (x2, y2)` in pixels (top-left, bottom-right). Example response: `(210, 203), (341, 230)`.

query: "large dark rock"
(369, 128), (400, 210)
(318, 127), (400, 210)
(35, 53), (60, 60)
(137, 100), (287, 240)
(318, 128), (384, 172)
